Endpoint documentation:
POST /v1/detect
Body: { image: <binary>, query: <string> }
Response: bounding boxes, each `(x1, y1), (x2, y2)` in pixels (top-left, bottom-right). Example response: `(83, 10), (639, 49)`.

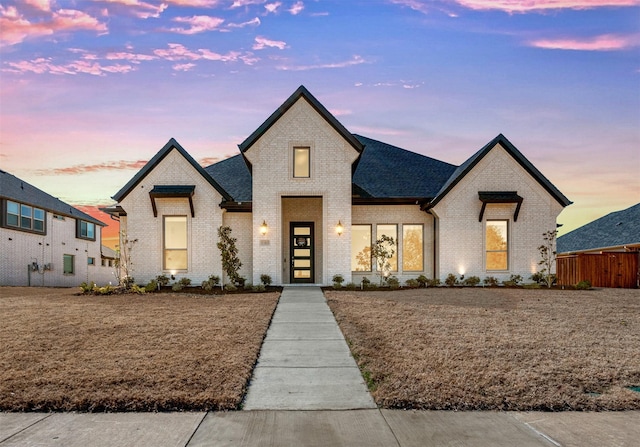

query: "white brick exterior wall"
(431, 144), (564, 282)
(243, 99), (360, 285)
(0, 216), (115, 287)
(118, 149), (224, 285)
(222, 211), (253, 284)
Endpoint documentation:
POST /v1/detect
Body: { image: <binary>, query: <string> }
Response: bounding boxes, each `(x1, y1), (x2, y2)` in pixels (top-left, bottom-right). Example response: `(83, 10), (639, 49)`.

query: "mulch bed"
(326, 287), (640, 411)
(0, 287), (279, 412)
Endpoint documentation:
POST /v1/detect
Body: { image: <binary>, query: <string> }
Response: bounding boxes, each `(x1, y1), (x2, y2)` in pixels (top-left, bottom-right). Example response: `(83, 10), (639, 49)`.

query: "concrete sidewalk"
(2, 410), (639, 446)
(243, 286), (375, 410)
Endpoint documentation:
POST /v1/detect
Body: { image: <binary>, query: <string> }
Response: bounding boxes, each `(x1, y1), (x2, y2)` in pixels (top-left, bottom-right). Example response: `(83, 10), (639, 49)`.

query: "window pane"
(87, 223), (95, 239)
(293, 147), (310, 178)
(7, 213), (18, 227)
(165, 216), (187, 249)
(165, 250), (187, 270)
(63, 255), (74, 274)
(351, 225), (371, 271)
(34, 219), (44, 231)
(34, 208), (44, 220)
(486, 220), (508, 270)
(376, 224), (398, 271)
(402, 225), (423, 271)
(21, 204), (32, 229)
(7, 201), (19, 215)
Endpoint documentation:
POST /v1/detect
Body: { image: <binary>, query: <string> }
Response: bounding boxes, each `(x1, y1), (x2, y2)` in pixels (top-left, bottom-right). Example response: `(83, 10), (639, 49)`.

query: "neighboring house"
(556, 203), (639, 288)
(0, 170), (116, 287)
(557, 203), (640, 254)
(106, 86), (571, 287)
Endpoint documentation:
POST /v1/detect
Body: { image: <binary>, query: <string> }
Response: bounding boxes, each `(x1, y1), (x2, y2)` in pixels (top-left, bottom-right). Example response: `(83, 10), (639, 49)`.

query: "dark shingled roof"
(0, 169), (105, 226)
(557, 203), (640, 254)
(430, 134), (572, 208)
(353, 135), (457, 199)
(204, 155), (252, 203)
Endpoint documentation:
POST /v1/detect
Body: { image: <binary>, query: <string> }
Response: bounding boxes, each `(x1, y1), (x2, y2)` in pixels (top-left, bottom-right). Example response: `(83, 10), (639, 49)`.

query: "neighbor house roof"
(0, 169), (105, 226)
(557, 203), (640, 254)
(429, 134), (572, 209)
(238, 85), (364, 155)
(112, 138), (232, 203)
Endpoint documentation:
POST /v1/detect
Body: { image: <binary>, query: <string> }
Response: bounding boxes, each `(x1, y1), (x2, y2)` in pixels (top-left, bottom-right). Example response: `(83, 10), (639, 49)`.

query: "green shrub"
(405, 278), (419, 288)
(224, 283), (237, 292)
(531, 272), (556, 286)
(575, 280), (592, 290)
(416, 275), (428, 288)
(523, 283), (541, 289)
(345, 282), (357, 290)
(156, 274), (170, 287)
(179, 277), (191, 287)
(122, 276), (135, 289)
(427, 278), (441, 287)
(445, 273), (458, 287)
(79, 281), (95, 294)
(260, 274), (272, 286)
(130, 284), (146, 294)
(332, 274), (345, 289)
(387, 276), (400, 289)
(463, 276), (480, 287)
(252, 284), (266, 292)
(95, 285), (115, 295)
(172, 282), (183, 292)
(509, 274), (523, 285)
(202, 275), (220, 291)
(483, 276), (499, 286)
(144, 279), (158, 293)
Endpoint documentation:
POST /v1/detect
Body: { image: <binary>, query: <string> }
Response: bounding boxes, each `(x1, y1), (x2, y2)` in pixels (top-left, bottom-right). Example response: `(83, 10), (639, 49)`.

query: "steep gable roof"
(353, 135), (457, 199)
(0, 170), (105, 226)
(112, 138), (232, 202)
(557, 203), (640, 253)
(429, 134), (572, 208)
(238, 85), (364, 154)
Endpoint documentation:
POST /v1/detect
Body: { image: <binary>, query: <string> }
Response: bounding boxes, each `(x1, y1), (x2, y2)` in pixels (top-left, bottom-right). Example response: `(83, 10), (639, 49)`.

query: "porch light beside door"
(336, 220), (344, 236)
(260, 220), (268, 235)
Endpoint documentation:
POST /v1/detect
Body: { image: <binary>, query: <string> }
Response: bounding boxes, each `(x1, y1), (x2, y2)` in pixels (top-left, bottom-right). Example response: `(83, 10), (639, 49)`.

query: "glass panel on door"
(290, 222), (314, 283)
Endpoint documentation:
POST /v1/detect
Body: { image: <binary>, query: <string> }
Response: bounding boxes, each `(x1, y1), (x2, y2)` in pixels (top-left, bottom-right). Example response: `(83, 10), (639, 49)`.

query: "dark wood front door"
(290, 222), (314, 283)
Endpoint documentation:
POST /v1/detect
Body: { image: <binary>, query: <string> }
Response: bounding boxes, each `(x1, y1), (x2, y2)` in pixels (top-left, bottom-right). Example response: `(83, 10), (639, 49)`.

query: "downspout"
(433, 216), (437, 280)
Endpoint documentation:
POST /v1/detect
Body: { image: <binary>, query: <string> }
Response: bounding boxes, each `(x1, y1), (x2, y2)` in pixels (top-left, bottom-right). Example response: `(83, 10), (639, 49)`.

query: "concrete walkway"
(243, 286), (376, 410)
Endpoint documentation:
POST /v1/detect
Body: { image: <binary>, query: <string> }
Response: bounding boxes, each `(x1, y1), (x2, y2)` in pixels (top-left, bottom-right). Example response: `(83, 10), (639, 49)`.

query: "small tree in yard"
(115, 230), (138, 288)
(371, 234), (396, 285)
(537, 229), (558, 288)
(217, 226), (242, 286)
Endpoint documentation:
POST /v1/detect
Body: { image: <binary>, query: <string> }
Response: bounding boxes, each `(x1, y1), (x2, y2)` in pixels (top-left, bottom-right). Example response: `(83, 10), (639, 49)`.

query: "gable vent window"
(293, 147), (310, 178)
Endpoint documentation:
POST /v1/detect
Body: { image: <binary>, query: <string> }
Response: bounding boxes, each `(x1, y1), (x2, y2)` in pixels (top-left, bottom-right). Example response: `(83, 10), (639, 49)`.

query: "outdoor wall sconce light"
(336, 220), (344, 236)
(170, 270), (176, 280)
(260, 220), (268, 236)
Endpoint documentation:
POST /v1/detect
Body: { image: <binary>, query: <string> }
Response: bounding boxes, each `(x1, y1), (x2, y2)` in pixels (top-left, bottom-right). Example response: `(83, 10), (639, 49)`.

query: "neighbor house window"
(77, 220), (96, 240)
(376, 224), (398, 272)
(402, 224), (424, 272)
(293, 147), (310, 178)
(486, 220), (508, 270)
(88, 257), (95, 266)
(164, 216), (187, 270)
(351, 225), (372, 271)
(4, 200), (45, 233)
(63, 254), (75, 274)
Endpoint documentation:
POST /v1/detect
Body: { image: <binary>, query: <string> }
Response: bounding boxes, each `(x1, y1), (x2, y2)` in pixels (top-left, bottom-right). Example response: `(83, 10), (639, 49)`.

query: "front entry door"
(290, 222), (314, 283)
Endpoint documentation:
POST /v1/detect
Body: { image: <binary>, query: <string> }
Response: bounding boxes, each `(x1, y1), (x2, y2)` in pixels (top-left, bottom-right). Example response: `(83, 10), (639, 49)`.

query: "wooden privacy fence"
(557, 252), (639, 288)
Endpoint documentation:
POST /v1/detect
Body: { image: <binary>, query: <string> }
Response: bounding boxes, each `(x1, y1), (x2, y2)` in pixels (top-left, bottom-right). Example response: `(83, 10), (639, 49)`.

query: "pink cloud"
(264, 2), (282, 14)
(4, 57), (133, 76)
(166, 0), (221, 6)
(231, 0), (266, 8)
(153, 43), (202, 60)
(153, 43), (249, 64)
(105, 51), (158, 62)
(289, 1), (305, 15)
(166, 15), (225, 34)
(227, 17), (261, 28)
(37, 160), (150, 175)
(253, 35), (287, 50)
(172, 62), (196, 71)
(101, 0), (168, 19)
(24, 0), (52, 12)
(454, 0), (640, 13)
(530, 34), (639, 50)
(277, 55), (368, 71)
(0, 5), (107, 46)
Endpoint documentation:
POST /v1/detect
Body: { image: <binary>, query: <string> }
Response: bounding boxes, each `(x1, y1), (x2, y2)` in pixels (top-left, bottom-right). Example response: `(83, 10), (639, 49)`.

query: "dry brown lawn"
(326, 287), (640, 411)
(0, 287), (279, 412)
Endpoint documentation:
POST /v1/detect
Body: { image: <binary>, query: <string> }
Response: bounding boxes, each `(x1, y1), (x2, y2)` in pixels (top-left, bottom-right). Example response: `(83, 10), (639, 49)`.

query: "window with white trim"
(4, 200), (46, 233)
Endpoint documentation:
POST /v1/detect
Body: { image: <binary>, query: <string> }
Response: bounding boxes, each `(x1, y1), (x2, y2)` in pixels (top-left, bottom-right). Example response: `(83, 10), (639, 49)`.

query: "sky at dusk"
(1, 0), (639, 249)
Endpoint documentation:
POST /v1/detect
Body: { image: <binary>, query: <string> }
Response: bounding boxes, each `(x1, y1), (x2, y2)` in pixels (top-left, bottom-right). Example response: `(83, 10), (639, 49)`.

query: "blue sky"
(1, 0), (639, 243)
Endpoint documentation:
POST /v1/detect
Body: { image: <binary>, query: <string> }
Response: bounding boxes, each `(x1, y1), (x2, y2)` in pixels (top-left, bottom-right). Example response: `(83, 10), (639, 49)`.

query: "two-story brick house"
(108, 86), (571, 286)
